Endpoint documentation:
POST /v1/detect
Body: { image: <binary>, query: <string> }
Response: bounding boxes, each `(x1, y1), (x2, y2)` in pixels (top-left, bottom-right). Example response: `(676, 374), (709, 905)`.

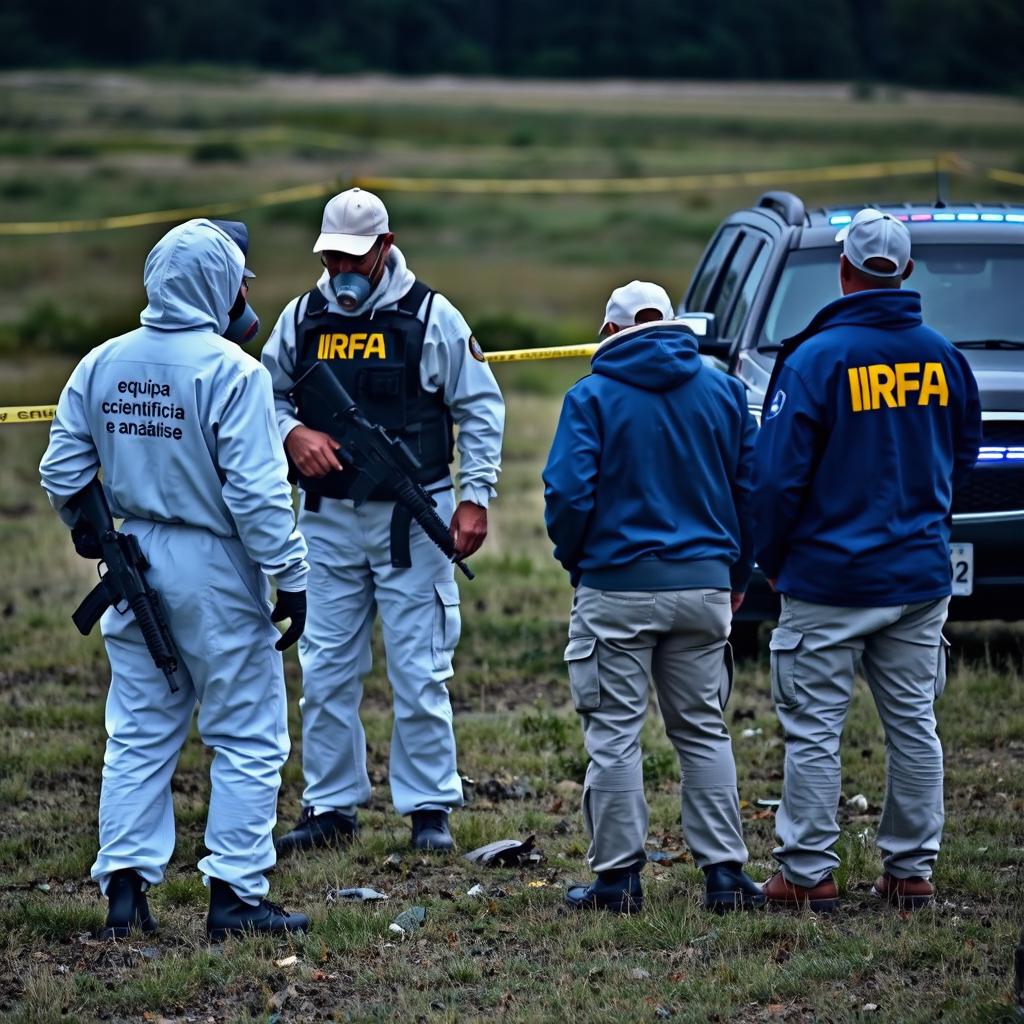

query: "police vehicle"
(677, 191), (1024, 649)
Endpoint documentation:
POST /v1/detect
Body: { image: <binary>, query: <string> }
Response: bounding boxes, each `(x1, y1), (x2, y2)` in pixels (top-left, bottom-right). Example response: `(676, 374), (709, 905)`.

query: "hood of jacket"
(140, 218), (245, 334)
(315, 244), (418, 316)
(790, 288), (923, 346)
(591, 320), (703, 393)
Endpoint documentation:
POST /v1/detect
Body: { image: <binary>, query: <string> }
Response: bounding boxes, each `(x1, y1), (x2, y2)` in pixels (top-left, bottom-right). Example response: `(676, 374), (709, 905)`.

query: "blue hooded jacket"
(752, 288), (981, 607)
(543, 322), (757, 591)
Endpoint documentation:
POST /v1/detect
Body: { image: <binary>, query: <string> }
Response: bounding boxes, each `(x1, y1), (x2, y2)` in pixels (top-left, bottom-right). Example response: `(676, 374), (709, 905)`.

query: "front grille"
(953, 464), (1024, 515)
(980, 421), (1024, 446)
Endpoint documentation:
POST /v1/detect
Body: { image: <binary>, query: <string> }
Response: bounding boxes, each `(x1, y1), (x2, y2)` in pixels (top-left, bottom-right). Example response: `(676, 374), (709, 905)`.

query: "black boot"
(206, 878), (309, 940)
(410, 810), (454, 852)
(565, 866), (644, 914)
(99, 869), (158, 941)
(704, 862), (766, 913)
(274, 807), (359, 857)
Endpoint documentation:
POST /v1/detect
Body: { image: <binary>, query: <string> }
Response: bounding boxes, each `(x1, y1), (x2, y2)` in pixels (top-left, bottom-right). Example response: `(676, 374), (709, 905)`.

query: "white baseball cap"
(601, 280), (675, 333)
(313, 187), (390, 256)
(835, 208), (911, 277)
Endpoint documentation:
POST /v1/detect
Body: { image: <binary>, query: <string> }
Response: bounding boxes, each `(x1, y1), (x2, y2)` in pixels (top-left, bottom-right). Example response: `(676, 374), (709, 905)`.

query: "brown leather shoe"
(871, 873), (934, 910)
(762, 870), (839, 912)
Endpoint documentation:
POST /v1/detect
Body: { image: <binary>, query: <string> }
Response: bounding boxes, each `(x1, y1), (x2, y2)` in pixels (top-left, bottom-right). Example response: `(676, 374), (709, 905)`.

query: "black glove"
(271, 589), (306, 652)
(71, 522), (103, 559)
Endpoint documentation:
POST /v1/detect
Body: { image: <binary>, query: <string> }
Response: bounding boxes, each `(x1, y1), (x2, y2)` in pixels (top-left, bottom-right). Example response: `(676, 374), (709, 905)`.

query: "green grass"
(1, 71), (1023, 1022)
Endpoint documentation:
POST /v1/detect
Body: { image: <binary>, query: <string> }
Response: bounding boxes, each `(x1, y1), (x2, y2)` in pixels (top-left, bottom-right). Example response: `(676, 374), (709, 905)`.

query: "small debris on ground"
(327, 886), (389, 903)
(463, 835), (541, 866)
(647, 850), (686, 865)
(389, 905), (427, 937)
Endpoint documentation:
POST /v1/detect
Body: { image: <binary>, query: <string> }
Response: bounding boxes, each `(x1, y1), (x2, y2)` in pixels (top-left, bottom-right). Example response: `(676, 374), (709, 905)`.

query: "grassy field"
(1, 72), (1024, 1022)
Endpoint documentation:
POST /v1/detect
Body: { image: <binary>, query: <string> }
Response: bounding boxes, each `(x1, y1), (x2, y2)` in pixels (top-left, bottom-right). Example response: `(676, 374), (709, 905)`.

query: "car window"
(687, 226), (739, 311)
(712, 234), (759, 323)
(724, 240), (770, 337)
(760, 244), (1024, 347)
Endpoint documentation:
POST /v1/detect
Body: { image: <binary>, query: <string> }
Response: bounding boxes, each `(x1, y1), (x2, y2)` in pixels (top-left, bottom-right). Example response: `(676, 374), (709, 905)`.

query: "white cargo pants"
(565, 586), (748, 875)
(296, 488), (463, 816)
(769, 595), (950, 887)
(94, 520), (290, 904)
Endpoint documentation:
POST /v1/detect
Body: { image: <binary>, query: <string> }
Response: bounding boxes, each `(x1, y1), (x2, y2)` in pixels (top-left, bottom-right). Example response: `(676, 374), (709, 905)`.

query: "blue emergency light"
(827, 211), (1022, 226)
(977, 446), (1024, 462)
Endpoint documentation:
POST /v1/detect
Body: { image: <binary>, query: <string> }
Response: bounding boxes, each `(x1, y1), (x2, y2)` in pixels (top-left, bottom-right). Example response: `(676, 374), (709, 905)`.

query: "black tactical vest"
(291, 280), (455, 502)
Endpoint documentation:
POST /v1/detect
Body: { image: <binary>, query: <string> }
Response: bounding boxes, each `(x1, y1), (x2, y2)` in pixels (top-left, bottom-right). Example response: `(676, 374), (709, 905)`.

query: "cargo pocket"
(934, 633), (951, 699)
(769, 627), (803, 709)
(719, 642), (735, 710)
(431, 581), (462, 671)
(564, 635), (600, 712)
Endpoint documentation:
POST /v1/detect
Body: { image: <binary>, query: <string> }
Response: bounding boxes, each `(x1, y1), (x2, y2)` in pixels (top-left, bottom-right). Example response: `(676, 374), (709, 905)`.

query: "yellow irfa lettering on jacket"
(316, 332), (388, 360)
(848, 362), (949, 412)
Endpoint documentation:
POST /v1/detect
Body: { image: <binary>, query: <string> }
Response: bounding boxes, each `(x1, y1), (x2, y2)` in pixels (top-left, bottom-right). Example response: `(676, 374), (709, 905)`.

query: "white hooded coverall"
(261, 246), (504, 817)
(39, 219), (308, 903)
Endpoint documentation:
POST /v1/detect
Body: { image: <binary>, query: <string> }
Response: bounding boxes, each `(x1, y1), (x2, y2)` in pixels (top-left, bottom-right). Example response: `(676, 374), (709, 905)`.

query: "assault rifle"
(289, 361), (475, 580)
(68, 479), (182, 693)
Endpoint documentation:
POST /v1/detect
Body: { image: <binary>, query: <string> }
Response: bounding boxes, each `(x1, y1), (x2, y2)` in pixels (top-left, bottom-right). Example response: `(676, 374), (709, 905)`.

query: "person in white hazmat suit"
(262, 188), (504, 853)
(39, 218), (310, 940)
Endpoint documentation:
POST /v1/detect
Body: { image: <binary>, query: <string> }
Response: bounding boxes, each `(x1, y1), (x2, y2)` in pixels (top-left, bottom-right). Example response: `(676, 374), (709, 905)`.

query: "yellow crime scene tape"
(2, 153), (1022, 422)
(0, 345), (602, 424)
(1, 155), (1010, 236)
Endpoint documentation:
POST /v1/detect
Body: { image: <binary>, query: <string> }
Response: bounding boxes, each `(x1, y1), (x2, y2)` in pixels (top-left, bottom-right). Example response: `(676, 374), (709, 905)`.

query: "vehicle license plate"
(950, 543), (973, 596)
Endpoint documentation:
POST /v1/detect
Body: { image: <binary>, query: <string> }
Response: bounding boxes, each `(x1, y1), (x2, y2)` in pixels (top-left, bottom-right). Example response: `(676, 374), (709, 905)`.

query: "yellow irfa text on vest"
(316, 332), (387, 360)
(847, 362), (948, 412)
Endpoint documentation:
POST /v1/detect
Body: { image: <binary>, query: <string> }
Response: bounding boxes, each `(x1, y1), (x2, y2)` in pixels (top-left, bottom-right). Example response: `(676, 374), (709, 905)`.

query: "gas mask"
(223, 287), (260, 345)
(329, 243), (385, 312)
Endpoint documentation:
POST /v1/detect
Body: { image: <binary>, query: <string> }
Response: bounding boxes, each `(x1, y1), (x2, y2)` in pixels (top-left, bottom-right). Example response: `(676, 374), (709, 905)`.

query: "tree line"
(0, 0), (1022, 94)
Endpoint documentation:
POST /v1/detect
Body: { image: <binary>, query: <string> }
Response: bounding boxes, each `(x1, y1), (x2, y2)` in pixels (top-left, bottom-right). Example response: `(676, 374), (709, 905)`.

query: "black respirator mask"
(224, 287), (260, 345)
(210, 219), (260, 344)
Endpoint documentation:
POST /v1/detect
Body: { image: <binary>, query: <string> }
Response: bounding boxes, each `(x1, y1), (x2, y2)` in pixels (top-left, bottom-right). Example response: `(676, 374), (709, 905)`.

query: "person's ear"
(901, 258), (914, 282)
(602, 323), (620, 337)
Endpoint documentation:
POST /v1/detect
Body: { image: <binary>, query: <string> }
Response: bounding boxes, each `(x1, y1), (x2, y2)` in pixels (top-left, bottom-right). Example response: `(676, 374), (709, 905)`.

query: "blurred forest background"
(1, 0), (1023, 93)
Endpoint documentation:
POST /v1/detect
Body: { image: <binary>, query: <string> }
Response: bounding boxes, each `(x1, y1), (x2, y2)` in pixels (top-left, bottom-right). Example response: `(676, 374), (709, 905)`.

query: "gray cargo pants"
(564, 585), (748, 875)
(770, 595), (950, 887)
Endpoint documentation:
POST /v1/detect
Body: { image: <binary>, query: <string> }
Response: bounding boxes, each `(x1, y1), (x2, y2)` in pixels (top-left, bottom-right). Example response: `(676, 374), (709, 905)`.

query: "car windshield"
(759, 244), (1024, 348)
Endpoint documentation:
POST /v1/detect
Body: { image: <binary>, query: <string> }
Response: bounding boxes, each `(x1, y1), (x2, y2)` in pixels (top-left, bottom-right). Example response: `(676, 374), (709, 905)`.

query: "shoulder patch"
(765, 389), (786, 421)
(468, 335), (486, 363)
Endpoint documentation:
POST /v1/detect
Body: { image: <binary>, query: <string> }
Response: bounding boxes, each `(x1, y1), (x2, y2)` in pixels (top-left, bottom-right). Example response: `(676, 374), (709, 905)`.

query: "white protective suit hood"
(140, 218), (245, 335)
(315, 244), (417, 318)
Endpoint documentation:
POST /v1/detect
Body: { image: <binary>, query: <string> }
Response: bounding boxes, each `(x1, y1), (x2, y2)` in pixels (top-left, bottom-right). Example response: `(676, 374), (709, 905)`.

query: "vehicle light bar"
(977, 446), (1024, 461)
(827, 212), (1024, 226)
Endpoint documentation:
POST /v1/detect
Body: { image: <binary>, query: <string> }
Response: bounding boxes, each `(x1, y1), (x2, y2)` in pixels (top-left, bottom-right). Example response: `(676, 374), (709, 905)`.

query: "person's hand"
(271, 589), (307, 651)
(767, 578), (778, 593)
(731, 591), (745, 614)
(449, 501), (487, 558)
(285, 425), (343, 478)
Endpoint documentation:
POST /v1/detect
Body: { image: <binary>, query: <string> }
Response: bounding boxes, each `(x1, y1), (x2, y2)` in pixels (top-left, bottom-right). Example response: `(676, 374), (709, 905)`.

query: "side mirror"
(677, 312), (729, 360)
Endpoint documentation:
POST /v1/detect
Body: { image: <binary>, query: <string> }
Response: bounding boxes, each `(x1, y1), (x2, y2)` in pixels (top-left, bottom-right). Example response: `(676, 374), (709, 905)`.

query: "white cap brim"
(834, 224), (851, 242)
(312, 232), (377, 256)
